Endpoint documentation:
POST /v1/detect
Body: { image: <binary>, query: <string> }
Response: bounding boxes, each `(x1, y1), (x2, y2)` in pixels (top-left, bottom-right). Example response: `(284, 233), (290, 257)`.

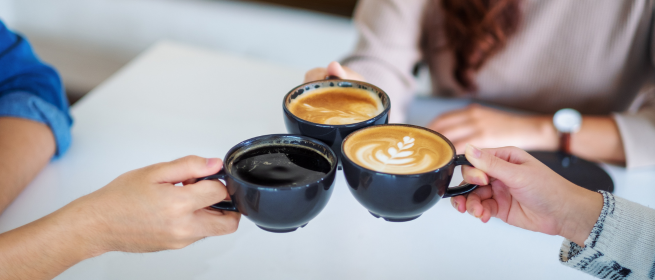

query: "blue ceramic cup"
(198, 134), (338, 233)
(341, 124), (479, 222)
(283, 79), (390, 161)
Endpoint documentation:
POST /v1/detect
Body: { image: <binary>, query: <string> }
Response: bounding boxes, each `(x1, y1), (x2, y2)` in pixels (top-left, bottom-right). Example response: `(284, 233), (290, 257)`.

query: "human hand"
(451, 145), (603, 246)
(429, 104), (558, 153)
(304, 61), (365, 83)
(64, 156), (240, 255)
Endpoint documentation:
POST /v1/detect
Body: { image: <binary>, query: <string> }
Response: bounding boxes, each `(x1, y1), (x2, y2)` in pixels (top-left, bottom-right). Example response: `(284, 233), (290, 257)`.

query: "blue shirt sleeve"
(0, 20), (73, 159)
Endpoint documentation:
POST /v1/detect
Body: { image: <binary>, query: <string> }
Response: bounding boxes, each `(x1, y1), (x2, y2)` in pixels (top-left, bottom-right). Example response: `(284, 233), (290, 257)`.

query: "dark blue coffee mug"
(341, 124), (479, 222)
(198, 134), (338, 233)
(283, 79), (390, 161)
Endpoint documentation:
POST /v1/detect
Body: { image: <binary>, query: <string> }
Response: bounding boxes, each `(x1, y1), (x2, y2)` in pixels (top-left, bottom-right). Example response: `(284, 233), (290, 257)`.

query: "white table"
(1, 41), (654, 280)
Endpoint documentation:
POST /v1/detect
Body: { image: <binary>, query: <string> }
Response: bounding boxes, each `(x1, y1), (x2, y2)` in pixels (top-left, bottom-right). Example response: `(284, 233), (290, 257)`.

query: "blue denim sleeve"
(0, 92), (72, 158)
(0, 21), (73, 159)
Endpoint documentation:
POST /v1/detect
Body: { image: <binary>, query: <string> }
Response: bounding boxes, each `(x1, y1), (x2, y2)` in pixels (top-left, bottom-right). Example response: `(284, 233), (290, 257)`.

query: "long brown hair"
(425, 0), (522, 92)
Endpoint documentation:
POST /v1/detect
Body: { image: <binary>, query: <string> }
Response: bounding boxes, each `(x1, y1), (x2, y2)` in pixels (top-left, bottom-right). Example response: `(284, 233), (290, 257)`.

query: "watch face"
(553, 108), (582, 133)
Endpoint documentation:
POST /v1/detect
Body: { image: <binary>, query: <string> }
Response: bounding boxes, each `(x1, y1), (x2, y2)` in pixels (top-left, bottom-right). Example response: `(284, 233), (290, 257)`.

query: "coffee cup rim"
(223, 134), (338, 190)
(282, 79), (391, 128)
(341, 124), (457, 176)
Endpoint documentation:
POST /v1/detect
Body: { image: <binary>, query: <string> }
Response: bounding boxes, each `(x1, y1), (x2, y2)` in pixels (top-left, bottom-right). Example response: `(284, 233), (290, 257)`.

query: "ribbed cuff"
(0, 91), (72, 159)
(559, 191), (655, 279)
(559, 192), (624, 275)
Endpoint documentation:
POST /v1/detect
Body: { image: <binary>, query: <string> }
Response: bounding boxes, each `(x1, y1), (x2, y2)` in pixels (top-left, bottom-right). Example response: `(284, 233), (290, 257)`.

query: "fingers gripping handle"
(196, 169), (238, 212)
(211, 201), (237, 212)
(196, 168), (227, 181)
(443, 184), (478, 198)
(443, 155), (479, 198)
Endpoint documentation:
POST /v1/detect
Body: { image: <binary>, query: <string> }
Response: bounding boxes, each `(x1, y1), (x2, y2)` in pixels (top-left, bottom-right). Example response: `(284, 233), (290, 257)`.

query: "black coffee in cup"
(198, 134), (338, 233)
(232, 146), (332, 187)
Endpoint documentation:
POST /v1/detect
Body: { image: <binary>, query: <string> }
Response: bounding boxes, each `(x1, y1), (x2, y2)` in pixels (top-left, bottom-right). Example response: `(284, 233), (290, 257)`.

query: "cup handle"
(196, 169), (239, 212)
(325, 75), (341, 80)
(442, 155), (479, 198)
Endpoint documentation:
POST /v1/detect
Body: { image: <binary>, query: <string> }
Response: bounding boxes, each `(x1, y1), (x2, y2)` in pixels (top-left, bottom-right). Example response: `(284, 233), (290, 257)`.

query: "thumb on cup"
(465, 144), (520, 183)
(150, 156), (223, 184)
(326, 61), (348, 79)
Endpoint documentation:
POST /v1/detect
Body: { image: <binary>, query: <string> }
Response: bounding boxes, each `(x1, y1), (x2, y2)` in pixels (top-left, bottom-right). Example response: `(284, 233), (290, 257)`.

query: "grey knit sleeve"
(341, 0), (428, 123)
(559, 191), (655, 279)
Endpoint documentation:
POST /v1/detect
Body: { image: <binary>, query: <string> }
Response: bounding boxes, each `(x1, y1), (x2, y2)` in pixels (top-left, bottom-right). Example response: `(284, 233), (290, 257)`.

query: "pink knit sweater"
(342, 0), (655, 168)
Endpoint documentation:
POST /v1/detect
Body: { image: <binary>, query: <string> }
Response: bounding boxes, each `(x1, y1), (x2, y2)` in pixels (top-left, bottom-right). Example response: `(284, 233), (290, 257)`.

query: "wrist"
(557, 184), (604, 246)
(528, 116), (559, 150)
(54, 198), (110, 259)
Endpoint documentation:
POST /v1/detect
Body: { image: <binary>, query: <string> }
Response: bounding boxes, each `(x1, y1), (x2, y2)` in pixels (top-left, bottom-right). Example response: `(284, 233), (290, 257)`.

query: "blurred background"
(0, 0), (359, 104)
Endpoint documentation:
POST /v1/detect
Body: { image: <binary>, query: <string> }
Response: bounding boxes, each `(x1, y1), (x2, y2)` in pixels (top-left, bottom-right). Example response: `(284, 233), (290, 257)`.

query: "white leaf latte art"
(353, 135), (437, 174)
(375, 136), (415, 164)
(345, 125), (453, 174)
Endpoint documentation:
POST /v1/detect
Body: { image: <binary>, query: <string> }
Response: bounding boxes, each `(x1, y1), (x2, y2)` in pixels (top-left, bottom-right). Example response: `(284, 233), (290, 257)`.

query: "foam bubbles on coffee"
(288, 87), (383, 125)
(344, 126), (453, 174)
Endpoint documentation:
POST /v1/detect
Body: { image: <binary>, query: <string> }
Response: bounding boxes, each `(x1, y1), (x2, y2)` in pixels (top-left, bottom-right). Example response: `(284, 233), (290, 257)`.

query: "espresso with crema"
(343, 126), (453, 174)
(287, 87), (383, 125)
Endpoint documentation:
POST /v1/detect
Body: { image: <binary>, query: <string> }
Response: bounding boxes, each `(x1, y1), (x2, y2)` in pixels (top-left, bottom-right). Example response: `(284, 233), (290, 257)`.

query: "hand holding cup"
(70, 156), (241, 254)
(453, 145), (604, 246)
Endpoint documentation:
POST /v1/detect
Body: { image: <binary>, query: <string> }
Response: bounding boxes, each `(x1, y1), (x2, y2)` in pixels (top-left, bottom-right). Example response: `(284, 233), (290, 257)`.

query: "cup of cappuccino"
(283, 79), (390, 160)
(197, 134), (338, 233)
(341, 124), (478, 222)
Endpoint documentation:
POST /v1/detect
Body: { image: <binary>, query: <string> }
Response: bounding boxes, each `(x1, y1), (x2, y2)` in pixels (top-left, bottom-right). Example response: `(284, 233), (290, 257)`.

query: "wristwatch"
(553, 108), (582, 154)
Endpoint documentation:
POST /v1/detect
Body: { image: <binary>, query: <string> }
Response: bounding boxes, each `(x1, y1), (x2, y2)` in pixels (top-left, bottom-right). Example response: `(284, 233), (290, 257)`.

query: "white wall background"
(0, 0), (15, 26)
(0, 0), (358, 95)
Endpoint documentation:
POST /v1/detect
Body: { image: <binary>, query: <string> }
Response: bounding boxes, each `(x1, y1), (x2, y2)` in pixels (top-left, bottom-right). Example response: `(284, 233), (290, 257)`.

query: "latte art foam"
(287, 87), (383, 125)
(344, 126), (453, 174)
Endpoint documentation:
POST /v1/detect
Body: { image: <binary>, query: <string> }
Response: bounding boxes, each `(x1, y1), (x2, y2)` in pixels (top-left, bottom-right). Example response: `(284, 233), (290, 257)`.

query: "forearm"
(0, 117), (55, 214)
(533, 115), (625, 163)
(571, 116), (625, 163)
(0, 201), (100, 280)
(558, 185), (604, 246)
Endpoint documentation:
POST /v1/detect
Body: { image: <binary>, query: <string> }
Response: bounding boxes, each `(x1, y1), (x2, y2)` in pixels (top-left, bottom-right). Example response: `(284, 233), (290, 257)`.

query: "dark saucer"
(528, 151), (614, 193)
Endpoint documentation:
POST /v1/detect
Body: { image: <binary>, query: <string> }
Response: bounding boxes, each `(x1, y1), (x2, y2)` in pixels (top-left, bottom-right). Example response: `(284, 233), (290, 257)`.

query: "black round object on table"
(528, 151), (614, 193)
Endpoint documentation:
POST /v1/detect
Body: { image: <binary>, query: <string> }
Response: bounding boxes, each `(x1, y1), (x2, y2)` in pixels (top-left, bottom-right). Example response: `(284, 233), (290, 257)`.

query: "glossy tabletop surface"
(1, 41), (654, 280)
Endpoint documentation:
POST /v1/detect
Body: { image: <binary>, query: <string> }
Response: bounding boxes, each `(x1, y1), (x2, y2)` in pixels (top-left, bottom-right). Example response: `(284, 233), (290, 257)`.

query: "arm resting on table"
(0, 20), (73, 214)
(569, 116), (625, 164)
